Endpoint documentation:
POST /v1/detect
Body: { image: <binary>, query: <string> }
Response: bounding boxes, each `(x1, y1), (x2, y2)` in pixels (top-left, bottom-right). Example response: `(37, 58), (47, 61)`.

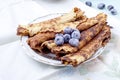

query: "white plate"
(20, 13), (105, 67)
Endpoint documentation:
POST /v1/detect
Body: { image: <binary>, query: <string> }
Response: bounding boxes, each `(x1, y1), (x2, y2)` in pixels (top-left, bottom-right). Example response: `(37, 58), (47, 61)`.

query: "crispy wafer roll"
(50, 13), (107, 55)
(27, 16), (87, 51)
(96, 13), (107, 25)
(40, 40), (56, 53)
(27, 32), (55, 50)
(76, 17), (98, 31)
(51, 23), (104, 55)
(27, 21), (85, 49)
(61, 25), (111, 66)
(40, 14), (107, 55)
(28, 13), (107, 51)
(77, 13), (107, 31)
(17, 7), (84, 36)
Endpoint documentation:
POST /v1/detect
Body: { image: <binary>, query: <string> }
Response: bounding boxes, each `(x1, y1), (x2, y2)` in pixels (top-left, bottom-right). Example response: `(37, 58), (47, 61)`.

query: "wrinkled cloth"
(0, 0), (120, 80)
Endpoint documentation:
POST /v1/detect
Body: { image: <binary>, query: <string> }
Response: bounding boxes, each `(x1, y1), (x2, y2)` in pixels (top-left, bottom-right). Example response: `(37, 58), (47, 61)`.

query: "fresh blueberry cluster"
(54, 27), (80, 47)
(85, 1), (117, 15)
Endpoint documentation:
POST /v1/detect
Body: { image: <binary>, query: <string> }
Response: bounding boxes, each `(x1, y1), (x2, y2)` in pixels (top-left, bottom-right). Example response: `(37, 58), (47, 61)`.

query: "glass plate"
(20, 13), (105, 67)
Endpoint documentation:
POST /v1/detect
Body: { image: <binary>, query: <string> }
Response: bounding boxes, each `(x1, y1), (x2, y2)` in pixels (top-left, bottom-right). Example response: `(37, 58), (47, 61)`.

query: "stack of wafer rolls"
(17, 7), (111, 67)
(40, 13), (107, 55)
(17, 7), (87, 50)
(61, 25), (111, 66)
(17, 7), (85, 36)
(27, 21), (85, 50)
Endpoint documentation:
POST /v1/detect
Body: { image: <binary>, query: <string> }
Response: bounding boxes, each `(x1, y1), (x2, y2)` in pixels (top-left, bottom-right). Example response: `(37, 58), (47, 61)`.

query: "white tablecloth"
(0, 0), (120, 80)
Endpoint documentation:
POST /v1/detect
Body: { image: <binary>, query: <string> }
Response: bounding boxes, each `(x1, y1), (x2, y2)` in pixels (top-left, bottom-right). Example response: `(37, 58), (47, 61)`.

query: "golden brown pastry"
(61, 25), (111, 66)
(27, 32), (55, 50)
(95, 13), (107, 25)
(28, 13), (106, 51)
(17, 7), (85, 36)
(77, 13), (107, 31)
(16, 7), (111, 67)
(40, 23), (105, 55)
(51, 23), (105, 55)
(40, 40), (56, 53)
(40, 13), (107, 55)
(27, 21), (85, 50)
(76, 17), (98, 31)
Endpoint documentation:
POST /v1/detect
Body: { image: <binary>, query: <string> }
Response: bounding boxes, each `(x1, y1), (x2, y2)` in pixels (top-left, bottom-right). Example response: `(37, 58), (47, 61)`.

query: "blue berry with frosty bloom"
(110, 9), (117, 15)
(54, 36), (64, 46)
(85, 1), (92, 7)
(107, 5), (114, 11)
(71, 30), (81, 40)
(71, 28), (80, 33)
(97, 3), (105, 9)
(64, 27), (73, 34)
(55, 33), (63, 37)
(63, 34), (71, 43)
(69, 38), (79, 47)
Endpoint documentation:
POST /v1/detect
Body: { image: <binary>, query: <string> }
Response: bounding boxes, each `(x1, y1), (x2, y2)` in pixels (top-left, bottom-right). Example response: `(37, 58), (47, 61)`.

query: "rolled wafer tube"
(76, 13), (107, 31)
(51, 23), (104, 55)
(76, 17), (98, 31)
(40, 40), (56, 53)
(28, 13), (107, 51)
(50, 13), (107, 55)
(17, 7), (84, 36)
(40, 23), (104, 55)
(27, 21), (85, 50)
(40, 13), (107, 54)
(27, 32), (55, 50)
(96, 13), (107, 25)
(61, 25), (111, 66)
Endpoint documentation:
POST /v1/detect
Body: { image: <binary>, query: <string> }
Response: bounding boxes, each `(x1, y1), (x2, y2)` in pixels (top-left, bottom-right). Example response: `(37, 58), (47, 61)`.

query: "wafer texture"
(40, 13), (107, 55)
(51, 23), (105, 55)
(17, 7), (85, 36)
(77, 13), (107, 31)
(27, 20), (85, 50)
(16, 7), (111, 67)
(61, 25), (111, 66)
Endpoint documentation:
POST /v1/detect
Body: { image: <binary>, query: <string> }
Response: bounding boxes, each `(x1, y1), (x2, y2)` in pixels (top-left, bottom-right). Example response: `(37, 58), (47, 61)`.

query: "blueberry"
(54, 36), (64, 46)
(110, 9), (117, 15)
(69, 38), (79, 47)
(72, 28), (80, 33)
(63, 34), (71, 43)
(97, 3), (105, 9)
(85, 1), (92, 7)
(107, 5), (114, 11)
(64, 27), (73, 34)
(71, 31), (81, 40)
(55, 33), (63, 37)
